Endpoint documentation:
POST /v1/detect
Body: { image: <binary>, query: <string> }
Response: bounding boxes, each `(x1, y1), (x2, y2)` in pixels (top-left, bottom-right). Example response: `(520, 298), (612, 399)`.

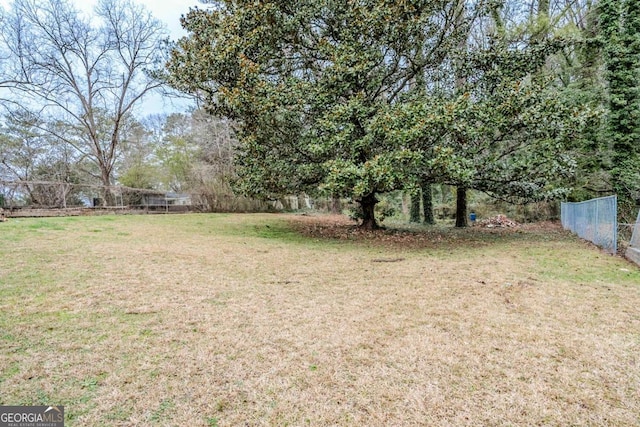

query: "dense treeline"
(0, 0), (638, 224)
(164, 0), (639, 227)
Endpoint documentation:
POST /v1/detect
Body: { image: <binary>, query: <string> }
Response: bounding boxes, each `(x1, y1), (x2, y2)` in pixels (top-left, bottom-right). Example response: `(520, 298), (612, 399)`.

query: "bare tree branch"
(0, 0), (168, 204)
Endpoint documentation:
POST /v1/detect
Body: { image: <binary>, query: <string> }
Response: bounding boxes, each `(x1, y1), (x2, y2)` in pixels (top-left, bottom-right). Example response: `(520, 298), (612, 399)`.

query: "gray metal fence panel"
(630, 210), (640, 249)
(561, 195), (617, 254)
(627, 210), (640, 266)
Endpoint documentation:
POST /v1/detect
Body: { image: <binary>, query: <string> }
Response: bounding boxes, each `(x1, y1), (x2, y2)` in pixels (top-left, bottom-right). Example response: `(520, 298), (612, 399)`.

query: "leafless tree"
(0, 0), (167, 204)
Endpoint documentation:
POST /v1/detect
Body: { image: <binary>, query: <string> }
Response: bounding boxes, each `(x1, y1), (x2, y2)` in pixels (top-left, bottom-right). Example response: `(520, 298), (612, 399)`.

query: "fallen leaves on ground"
(287, 213), (564, 250)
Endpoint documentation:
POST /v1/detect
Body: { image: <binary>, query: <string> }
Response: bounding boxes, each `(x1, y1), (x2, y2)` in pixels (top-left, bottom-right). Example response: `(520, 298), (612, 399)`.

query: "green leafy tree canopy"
(165, 0), (469, 228)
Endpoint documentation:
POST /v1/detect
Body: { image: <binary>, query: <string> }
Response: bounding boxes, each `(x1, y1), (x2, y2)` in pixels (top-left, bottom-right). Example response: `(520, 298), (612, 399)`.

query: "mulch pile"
(475, 214), (518, 228)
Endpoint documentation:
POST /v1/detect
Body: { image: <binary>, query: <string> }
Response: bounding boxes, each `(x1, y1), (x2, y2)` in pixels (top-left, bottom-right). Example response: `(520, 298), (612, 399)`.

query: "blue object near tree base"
(470, 212), (476, 222)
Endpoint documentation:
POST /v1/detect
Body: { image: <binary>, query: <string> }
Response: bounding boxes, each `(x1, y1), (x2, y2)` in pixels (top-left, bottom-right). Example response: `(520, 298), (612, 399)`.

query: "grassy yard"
(1, 213), (639, 426)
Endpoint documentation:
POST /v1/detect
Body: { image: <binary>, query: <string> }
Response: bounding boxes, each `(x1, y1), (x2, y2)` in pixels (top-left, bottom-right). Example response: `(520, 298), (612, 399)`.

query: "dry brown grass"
(1, 213), (639, 426)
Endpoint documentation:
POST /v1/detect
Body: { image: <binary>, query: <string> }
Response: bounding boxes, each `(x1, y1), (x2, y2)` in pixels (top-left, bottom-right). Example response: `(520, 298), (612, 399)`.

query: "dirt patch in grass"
(1, 213), (639, 426)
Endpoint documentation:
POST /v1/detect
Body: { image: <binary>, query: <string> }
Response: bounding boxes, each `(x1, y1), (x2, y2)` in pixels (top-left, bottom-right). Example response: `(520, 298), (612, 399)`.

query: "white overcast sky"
(0, 0), (205, 39)
(80, 0), (203, 40)
(136, 0), (206, 114)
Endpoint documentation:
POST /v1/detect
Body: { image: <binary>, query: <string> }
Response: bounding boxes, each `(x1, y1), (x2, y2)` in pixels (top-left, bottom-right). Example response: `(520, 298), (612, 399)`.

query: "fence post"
(61, 183), (67, 209)
(595, 198), (600, 245)
(613, 196), (617, 255)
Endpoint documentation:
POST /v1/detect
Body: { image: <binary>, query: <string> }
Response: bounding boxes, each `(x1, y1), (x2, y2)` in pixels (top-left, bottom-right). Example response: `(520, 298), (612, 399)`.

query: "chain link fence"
(561, 195), (618, 254)
(626, 210), (640, 265)
(0, 180), (308, 215)
(0, 180), (199, 212)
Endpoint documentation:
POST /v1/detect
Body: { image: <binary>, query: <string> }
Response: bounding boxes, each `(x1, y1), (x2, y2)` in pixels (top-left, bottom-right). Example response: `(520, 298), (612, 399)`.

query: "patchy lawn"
(1, 213), (639, 426)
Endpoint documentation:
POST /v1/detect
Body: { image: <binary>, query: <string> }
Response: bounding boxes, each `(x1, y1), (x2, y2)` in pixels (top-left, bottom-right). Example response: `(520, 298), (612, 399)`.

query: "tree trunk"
(455, 186), (468, 228)
(422, 182), (435, 225)
(534, 0), (551, 41)
(330, 196), (341, 214)
(409, 190), (421, 222)
(538, 0), (550, 21)
(359, 193), (380, 230)
(453, 2), (469, 229)
(101, 168), (115, 206)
